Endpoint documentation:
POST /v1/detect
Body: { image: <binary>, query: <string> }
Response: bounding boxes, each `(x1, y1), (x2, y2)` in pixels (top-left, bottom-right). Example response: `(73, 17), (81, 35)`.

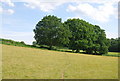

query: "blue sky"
(0, 0), (119, 44)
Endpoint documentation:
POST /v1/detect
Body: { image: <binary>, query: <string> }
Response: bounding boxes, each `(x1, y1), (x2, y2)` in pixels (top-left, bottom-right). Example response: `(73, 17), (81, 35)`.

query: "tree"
(64, 19), (109, 54)
(20, 41), (25, 44)
(108, 37), (119, 52)
(34, 16), (109, 54)
(33, 15), (71, 49)
(64, 19), (91, 53)
(91, 25), (110, 54)
(32, 41), (37, 46)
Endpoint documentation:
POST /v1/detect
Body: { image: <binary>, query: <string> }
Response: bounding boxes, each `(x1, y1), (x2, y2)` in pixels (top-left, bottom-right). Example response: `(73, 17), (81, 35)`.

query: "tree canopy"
(64, 19), (110, 54)
(33, 15), (71, 49)
(108, 37), (119, 52)
(33, 15), (110, 54)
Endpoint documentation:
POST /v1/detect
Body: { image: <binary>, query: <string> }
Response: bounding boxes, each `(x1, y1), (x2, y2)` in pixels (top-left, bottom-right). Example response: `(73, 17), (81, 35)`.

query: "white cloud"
(1, 0), (15, 7)
(20, 0), (117, 20)
(7, 9), (14, 14)
(0, 8), (14, 14)
(81, 0), (118, 4)
(24, 3), (35, 9)
(10, 0), (118, 21)
(67, 1), (117, 23)
(0, 7), (3, 14)
(23, 0), (64, 12)
(66, 16), (82, 20)
(11, 0), (118, 3)
(1, 0), (15, 14)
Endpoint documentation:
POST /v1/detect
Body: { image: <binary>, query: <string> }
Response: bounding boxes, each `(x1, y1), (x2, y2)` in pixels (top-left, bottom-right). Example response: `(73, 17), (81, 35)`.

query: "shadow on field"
(38, 45), (102, 56)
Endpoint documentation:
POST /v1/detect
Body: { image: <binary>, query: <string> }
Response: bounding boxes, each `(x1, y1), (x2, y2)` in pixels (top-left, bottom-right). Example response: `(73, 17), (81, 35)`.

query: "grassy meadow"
(0, 44), (2, 80)
(2, 44), (118, 79)
(107, 52), (120, 57)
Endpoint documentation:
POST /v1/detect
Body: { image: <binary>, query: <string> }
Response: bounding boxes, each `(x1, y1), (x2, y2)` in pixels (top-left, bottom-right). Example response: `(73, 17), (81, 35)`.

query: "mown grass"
(2, 44), (118, 79)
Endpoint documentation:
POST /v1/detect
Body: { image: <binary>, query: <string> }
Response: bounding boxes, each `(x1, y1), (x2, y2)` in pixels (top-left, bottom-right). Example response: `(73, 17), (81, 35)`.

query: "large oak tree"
(33, 15), (71, 49)
(64, 18), (109, 54)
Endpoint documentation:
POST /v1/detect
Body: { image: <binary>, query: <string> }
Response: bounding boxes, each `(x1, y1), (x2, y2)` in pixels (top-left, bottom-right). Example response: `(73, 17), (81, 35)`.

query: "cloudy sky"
(0, 0), (119, 44)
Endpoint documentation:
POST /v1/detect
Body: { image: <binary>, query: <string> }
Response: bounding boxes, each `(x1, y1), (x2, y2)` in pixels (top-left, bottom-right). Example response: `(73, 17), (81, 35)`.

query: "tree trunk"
(76, 49), (80, 53)
(86, 50), (92, 54)
(49, 45), (52, 50)
(94, 50), (97, 55)
(72, 49), (75, 52)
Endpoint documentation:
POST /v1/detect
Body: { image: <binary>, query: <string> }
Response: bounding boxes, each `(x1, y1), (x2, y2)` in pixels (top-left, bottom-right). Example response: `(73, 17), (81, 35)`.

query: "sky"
(0, 0), (119, 44)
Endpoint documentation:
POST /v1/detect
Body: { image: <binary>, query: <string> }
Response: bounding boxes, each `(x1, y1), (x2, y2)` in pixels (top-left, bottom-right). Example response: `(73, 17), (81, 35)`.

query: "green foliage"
(99, 46), (108, 55)
(64, 19), (109, 54)
(20, 41), (25, 44)
(108, 37), (119, 52)
(33, 15), (71, 49)
(0, 38), (26, 46)
(33, 16), (110, 54)
(32, 41), (37, 46)
(92, 25), (109, 54)
(0, 38), (34, 48)
(64, 19), (90, 52)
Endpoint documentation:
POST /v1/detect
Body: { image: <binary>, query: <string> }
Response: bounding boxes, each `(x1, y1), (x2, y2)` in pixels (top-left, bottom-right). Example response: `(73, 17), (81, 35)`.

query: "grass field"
(107, 52), (120, 57)
(2, 44), (118, 79)
(0, 44), (2, 80)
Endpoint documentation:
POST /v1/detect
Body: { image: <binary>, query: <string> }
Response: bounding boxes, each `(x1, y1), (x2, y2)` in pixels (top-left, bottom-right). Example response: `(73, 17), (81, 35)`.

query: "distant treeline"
(108, 37), (120, 52)
(0, 38), (33, 48)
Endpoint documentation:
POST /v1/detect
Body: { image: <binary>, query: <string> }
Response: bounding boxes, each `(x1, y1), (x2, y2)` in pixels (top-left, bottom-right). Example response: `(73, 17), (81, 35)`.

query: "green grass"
(0, 44), (2, 80)
(103, 52), (120, 57)
(2, 44), (118, 79)
(108, 52), (120, 55)
(1, 38), (120, 57)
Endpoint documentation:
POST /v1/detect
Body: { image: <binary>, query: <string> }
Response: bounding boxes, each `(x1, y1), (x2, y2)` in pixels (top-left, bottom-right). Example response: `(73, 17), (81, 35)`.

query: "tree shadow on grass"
(34, 45), (103, 56)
